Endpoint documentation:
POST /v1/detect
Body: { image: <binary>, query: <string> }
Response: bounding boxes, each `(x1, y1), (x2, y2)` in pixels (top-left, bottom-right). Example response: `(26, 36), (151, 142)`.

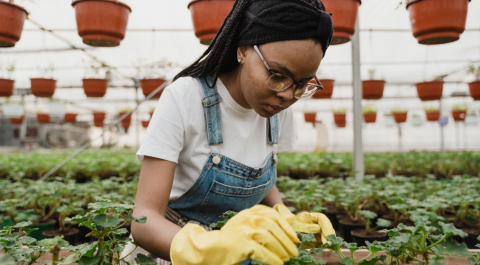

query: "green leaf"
(388, 233), (410, 244)
(440, 222), (468, 238)
(125, 214), (147, 224)
(0, 254), (15, 265)
(134, 254), (157, 265)
(18, 236), (36, 245)
(59, 254), (76, 265)
(466, 256), (480, 265)
(437, 238), (470, 257)
(66, 243), (97, 258)
(77, 247), (103, 265)
(339, 257), (355, 265)
(365, 241), (382, 254)
(376, 218), (392, 228)
(358, 210), (377, 220)
(92, 214), (121, 228)
(13, 221), (32, 228)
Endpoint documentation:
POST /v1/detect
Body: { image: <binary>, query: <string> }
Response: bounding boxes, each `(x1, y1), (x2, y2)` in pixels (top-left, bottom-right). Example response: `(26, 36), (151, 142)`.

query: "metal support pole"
(352, 14), (364, 179)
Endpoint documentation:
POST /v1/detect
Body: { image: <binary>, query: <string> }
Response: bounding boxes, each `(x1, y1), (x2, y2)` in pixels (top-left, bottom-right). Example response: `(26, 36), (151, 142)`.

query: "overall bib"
(121, 77), (279, 265)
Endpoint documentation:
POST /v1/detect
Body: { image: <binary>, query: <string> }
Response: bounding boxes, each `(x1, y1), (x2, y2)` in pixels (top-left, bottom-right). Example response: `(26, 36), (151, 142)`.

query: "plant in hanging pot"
(303, 111), (317, 123)
(31, 65), (56, 98)
(82, 57), (110, 97)
(119, 107), (132, 129)
(416, 76), (444, 101)
(406, 0), (469, 45)
(141, 120), (149, 128)
(93, 111), (106, 127)
(0, 62), (16, 97)
(452, 104), (467, 122)
(362, 69), (385, 100)
(350, 210), (391, 247)
(332, 108), (346, 128)
(0, 0), (28, 47)
(72, 0), (132, 47)
(321, 0), (361, 45)
(362, 104), (377, 123)
(9, 116), (24, 125)
(135, 59), (175, 99)
(64, 113), (77, 123)
(467, 64), (480, 100)
(391, 108), (408, 123)
(311, 76), (335, 99)
(188, 0), (235, 45)
(424, 105), (440, 122)
(149, 107), (155, 119)
(37, 111), (51, 124)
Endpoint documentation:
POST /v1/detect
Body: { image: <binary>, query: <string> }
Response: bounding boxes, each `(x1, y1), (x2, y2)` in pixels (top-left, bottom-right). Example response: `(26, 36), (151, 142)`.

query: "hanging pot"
(64, 113), (77, 123)
(72, 0), (132, 47)
(0, 1), (27, 47)
(393, 112), (408, 123)
(363, 113), (377, 123)
(149, 112), (154, 119)
(468, 80), (480, 100)
(362, 80), (385, 100)
(93, 112), (106, 127)
(452, 110), (467, 121)
(304, 112), (316, 123)
(82, 78), (108, 97)
(0, 79), (14, 97)
(321, 0), (361, 45)
(140, 79), (166, 99)
(333, 113), (346, 123)
(188, 0), (235, 45)
(425, 111), (440, 122)
(121, 120), (130, 129)
(336, 121), (346, 128)
(416, 80), (443, 101)
(142, 120), (149, 128)
(119, 112), (132, 122)
(406, 0), (469, 45)
(37, 114), (50, 124)
(311, 79), (334, 99)
(30, 78), (56, 98)
(10, 116), (24, 125)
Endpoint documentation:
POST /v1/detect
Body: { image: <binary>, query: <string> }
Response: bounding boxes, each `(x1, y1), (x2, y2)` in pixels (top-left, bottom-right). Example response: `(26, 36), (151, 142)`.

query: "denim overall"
(168, 76), (280, 227)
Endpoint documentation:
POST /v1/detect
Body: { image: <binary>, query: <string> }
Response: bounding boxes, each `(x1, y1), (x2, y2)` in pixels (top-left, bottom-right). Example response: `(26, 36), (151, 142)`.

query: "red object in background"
(93, 112), (106, 127)
(469, 80), (480, 100)
(304, 113), (316, 123)
(121, 120), (130, 129)
(336, 121), (346, 128)
(83, 79), (108, 97)
(37, 114), (50, 124)
(149, 112), (154, 119)
(406, 0), (469, 45)
(30, 78), (56, 98)
(452, 110), (467, 121)
(362, 80), (385, 100)
(333, 113), (346, 123)
(188, 0), (235, 45)
(0, 79), (14, 97)
(416, 80), (444, 101)
(10, 116), (24, 124)
(393, 113), (408, 123)
(321, 0), (361, 45)
(363, 113), (377, 123)
(119, 112), (132, 122)
(311, 79), (334, 99)
(141, 79), (166, 99)
(425, 111), (440, 122)
(142, 120), (150, 128)
(0, 1), (27, 47)
(72, 0), (131, 47)
(64, 113), (77, 123)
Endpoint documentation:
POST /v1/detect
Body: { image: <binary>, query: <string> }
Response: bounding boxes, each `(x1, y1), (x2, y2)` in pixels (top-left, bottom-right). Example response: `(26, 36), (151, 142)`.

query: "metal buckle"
(202, 93), (222, 107)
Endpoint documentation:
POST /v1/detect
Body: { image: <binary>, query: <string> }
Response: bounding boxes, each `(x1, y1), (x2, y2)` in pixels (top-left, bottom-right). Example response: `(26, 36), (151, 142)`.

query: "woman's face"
(238, 39), (323, 118)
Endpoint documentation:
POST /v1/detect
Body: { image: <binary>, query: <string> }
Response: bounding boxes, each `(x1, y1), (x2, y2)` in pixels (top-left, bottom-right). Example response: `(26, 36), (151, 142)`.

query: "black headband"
(236, 0), (333, 58)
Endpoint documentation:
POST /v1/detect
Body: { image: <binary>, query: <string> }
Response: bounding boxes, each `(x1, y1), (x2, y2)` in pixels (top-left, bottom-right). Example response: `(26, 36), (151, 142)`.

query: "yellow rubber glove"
(170, 205), (300, 265)
(273, 204), (335, 248)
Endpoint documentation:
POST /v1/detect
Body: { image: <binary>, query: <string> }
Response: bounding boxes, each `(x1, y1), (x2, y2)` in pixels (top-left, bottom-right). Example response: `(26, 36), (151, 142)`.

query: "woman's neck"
(218, 68), (251, 109)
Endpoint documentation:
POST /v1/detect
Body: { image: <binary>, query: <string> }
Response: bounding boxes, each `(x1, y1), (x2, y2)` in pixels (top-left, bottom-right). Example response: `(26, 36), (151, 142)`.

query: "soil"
(351, 228), (388, 246)
(461, 227), (480, 249)
(338, 217), (365, 243)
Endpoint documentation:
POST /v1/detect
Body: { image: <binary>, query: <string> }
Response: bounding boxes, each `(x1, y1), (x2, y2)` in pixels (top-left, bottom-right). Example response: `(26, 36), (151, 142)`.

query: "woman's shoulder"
(164, 76), (203, 99)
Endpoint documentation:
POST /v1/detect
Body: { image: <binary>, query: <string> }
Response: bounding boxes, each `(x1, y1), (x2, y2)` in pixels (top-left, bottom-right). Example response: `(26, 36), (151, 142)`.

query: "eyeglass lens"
(266, 73), (318, 99)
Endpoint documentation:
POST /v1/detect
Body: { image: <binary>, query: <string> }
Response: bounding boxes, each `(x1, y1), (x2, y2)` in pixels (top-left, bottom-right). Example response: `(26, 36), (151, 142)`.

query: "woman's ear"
(236, 46), (249, 64)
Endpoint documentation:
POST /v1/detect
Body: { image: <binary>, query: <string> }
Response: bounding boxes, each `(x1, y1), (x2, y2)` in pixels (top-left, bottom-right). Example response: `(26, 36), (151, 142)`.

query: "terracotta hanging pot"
(0, 78), (14, 97)
(393, 112), (408, 123)
(406, 0), (469, 45)
(142, 120), (149, 128)
(72, 0), (132, 47)
(0, 1), (27, 47)
(140, 79), (166, 99)
(304, 112), (316, 123)
(468, 80), (480, 100)
(121, 120), (130, 129)
(149, 112), (154, 119)
(416, 80), (443, 101)
(64, 113), (77, 123)
(333, 113), (346, 124)
(188, 0), (235, 45)
(37, 114), (50, 124)
(336, 121), (346, 128)
(30, 78), (56, 98)
(10, 116), (24, 125)
(119, 112), (132, 122)
(93, 112), (106, 127)
(311, 79), (335, 99)
(321, 0), (361, 45)
(362, 80), (385, 100)
(452, 110), (467, 121)
(363, 113), (376, 123)
(425, 111), (440, 122)
(83, 78), (108, 97)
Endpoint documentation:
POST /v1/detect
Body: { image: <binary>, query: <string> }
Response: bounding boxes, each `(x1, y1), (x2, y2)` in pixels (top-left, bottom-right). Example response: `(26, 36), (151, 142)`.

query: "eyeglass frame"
(252, 45), (324, 98)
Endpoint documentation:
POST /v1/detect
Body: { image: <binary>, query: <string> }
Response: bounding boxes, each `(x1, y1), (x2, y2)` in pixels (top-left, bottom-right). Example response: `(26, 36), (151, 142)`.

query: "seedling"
(332, 108), (347, 114)
(452, 104), (468, 111)
(358, 210), (391, 234)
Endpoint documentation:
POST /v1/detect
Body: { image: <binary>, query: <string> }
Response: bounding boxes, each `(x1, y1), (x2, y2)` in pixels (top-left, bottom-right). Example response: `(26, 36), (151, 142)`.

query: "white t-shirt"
(137, 77), (296, 200)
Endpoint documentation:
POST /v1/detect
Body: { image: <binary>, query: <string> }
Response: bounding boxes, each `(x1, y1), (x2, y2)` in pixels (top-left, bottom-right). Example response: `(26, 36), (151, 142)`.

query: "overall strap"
(267, 114), (279, 145)
(200, 76), (223, 145)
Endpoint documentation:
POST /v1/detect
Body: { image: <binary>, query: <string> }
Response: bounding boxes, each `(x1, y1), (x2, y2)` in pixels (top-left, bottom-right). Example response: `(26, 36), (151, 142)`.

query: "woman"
(123, 0), (334, 264)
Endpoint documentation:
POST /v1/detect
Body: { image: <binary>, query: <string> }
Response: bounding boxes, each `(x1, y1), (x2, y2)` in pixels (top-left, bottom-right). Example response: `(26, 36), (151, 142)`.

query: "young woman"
(123, 0), (335, 264)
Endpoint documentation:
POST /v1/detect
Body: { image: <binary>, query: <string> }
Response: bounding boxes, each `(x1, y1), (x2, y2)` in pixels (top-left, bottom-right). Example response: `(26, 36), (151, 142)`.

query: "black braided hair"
(174, 0), (327, 88)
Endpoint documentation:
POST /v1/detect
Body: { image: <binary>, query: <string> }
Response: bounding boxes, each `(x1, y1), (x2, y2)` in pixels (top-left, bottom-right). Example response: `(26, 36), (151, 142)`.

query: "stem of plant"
(427, 234), (447, 250)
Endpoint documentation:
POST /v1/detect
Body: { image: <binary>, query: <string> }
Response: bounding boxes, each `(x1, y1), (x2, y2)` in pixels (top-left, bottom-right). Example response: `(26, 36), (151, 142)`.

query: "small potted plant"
(321, 0), (361, 45)
(467, 64), (480, 100)
(391, 108), (408, 123)
(43, 200), (84, 245)
(362, 104), (377, 123)
(64, 113), (77, 123)
(141, 120), (150, 128)
(332, 108), (346, 127)
(31, 65), (56, 98)
(135, 59), (175, 99)
(424, 105), (440, 121)
(37, 111), (51, 124)
(311, 73), (335, 99)
(72, 0), (132, 47)
(362, 69), (385, 100)
(416, 76), (444, 101)
(119, 107), (132, 129)
(93, 111), (106, 127)
(188, 0), (235, 45)
(0, 0), (28, 47)
(406, 0), (469, 45)
(350, 210), (391, 247)
(9, 116), (24, 125)
(452, 104), (467, 121)
(0, 62), (15, 97)
(303, 111), (316, 123)
(82, 57), (109, 97)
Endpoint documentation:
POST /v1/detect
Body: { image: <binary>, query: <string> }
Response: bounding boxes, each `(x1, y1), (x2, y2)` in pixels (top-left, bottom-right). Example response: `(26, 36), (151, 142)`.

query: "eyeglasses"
(253, 45), (323, 99)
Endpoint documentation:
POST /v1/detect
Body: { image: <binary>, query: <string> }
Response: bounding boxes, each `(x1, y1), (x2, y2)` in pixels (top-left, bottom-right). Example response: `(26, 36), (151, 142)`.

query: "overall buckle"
(202, 93), (222, 107)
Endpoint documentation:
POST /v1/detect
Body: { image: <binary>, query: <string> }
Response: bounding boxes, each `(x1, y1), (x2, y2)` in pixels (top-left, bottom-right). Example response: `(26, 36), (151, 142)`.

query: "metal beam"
(352, 15), (364, 179)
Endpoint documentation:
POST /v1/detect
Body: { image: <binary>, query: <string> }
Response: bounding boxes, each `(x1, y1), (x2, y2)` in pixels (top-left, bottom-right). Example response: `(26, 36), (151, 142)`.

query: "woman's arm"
(131, 156), (180, 261)
(259, 185), (283, 207)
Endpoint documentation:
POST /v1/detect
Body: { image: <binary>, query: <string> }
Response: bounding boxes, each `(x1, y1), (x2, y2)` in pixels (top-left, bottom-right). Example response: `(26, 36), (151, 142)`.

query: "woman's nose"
(276, 85), (296, 101)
